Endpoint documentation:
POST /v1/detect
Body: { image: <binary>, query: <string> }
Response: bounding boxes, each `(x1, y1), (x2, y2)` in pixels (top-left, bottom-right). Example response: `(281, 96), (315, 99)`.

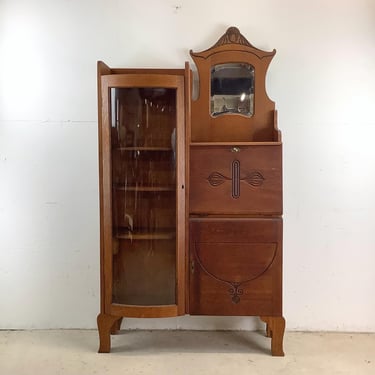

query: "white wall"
(1, 0), (375, 331)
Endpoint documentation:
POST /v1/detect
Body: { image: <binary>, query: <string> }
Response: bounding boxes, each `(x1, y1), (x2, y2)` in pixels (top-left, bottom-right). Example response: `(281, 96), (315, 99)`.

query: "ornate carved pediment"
(213, 26), (253, 48)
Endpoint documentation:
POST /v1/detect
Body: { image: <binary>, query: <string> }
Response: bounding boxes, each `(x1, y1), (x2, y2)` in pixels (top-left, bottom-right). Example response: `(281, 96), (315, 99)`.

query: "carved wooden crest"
(213, 27), (253, 48)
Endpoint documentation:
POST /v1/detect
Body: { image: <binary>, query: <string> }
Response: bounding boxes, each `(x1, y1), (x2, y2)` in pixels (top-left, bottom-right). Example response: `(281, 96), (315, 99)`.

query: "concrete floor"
(0, 330), (374, 374)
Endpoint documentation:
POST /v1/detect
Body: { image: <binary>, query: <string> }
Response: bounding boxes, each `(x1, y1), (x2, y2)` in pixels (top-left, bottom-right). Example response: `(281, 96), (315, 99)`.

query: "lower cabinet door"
(189, 218), (282, 316)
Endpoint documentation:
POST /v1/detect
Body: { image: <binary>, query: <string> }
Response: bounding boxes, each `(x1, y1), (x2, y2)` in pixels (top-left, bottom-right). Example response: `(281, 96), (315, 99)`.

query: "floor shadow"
(109, 330), (271, 355)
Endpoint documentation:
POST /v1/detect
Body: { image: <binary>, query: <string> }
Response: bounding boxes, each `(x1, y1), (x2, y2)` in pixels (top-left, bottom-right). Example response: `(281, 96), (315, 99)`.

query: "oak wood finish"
(190, 27), (277, 142)
(110, 304), (179, 318)
(97, 313), (122, 353)
(97, 61), (112, 315)
(110, 317), (123, 334)
(97, 66), (188, 352)
(188, 27), (285, 356)
(184, 62), (192, 314)
(260, 316), (286, 356)
(97, 27), (284, 356)
(189, 218), (282, 316)
(189, 144), (282, 215)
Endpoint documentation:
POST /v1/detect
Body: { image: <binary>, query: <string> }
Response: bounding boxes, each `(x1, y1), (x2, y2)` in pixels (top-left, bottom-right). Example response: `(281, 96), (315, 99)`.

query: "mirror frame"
(190, 27), (277, 142)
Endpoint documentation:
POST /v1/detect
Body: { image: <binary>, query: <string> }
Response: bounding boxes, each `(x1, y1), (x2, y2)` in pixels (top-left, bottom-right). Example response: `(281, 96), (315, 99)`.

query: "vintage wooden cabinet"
(97, 65), (189, 352)
(97, 27), (285, 356)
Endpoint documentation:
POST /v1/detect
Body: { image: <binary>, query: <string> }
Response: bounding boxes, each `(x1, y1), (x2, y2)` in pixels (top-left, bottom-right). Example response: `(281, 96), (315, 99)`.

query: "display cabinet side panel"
(176, 74), (187, 315)
(100, 78), (114, 312)
(184, 63), (192, 313)
(98, 62), (112, 314)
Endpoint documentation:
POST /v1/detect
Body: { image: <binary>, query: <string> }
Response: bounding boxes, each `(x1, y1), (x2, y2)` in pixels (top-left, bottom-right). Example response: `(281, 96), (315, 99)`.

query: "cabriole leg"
(266, 323), (272, 338)
(97, 313), (122, 353)
(260, 316), (286, 356)
(110, 317), (123, 334)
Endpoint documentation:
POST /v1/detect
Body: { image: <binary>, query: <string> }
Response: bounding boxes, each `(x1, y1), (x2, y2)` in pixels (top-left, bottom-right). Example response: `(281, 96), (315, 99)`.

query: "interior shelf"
(114, 146), (173, 151)
(115, 229), (176, 240)
(113, 185), (175, 192)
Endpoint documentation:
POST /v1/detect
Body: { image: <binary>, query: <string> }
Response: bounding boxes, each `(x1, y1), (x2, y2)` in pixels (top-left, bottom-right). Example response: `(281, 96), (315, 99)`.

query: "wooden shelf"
(116, 230), (176, 240)
(114, 146), (173, 151)
(190, 141), (281, 146)
(113, 185), (175, 192)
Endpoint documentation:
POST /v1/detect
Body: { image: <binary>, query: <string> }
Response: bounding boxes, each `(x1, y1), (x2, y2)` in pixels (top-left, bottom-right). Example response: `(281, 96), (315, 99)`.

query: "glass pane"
(110, 87), (177, 305)
(211, 63), (254, 117)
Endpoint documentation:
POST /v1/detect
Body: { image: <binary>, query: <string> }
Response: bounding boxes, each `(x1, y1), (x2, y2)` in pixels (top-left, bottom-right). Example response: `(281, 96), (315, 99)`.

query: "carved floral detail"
(228, 283), (244, 304)
(207, 167), (265, 197)
(213, 27), (253, 48)
(242, 171), (265, 187)
(207, 172), (230, 186)
(193, 243), (277, 305)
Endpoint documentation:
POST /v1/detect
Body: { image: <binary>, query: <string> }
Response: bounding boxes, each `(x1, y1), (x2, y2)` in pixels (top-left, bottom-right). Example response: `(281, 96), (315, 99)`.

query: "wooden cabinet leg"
(260, 316), (285, 356)
(110, 317), (123, 334)
(97, 313), (122, 353)
(265, 323), (272, 338)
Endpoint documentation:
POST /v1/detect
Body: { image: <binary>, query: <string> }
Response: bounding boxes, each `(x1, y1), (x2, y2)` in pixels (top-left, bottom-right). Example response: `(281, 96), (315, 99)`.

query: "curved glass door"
(110, 87), (177, 305)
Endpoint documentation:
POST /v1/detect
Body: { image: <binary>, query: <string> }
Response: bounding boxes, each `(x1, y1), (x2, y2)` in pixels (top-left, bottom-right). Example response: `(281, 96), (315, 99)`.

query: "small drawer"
(189, 144), (282, 215)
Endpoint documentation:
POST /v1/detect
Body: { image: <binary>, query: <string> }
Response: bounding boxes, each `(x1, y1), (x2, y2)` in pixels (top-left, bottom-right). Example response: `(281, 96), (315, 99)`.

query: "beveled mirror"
(190, 26), (277, 142)
(210, 63), (254, 117)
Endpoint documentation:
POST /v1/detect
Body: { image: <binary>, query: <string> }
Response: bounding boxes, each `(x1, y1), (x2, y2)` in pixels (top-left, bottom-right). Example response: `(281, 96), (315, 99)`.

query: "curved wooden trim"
(102, 74), (184, 89)
(190, 27), (275, 60)
(189, 28), (277, 142)
(110, 317), (123, 334)
(192, 241), (278, 302)
(260, 316), (286, 356)
(97, 313), (122, 353)
(110, 304), (178, 318)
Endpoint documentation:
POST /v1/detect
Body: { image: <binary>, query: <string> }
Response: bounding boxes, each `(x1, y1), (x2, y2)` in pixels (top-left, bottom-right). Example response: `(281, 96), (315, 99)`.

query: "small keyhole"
(191, 260), (195, 274)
